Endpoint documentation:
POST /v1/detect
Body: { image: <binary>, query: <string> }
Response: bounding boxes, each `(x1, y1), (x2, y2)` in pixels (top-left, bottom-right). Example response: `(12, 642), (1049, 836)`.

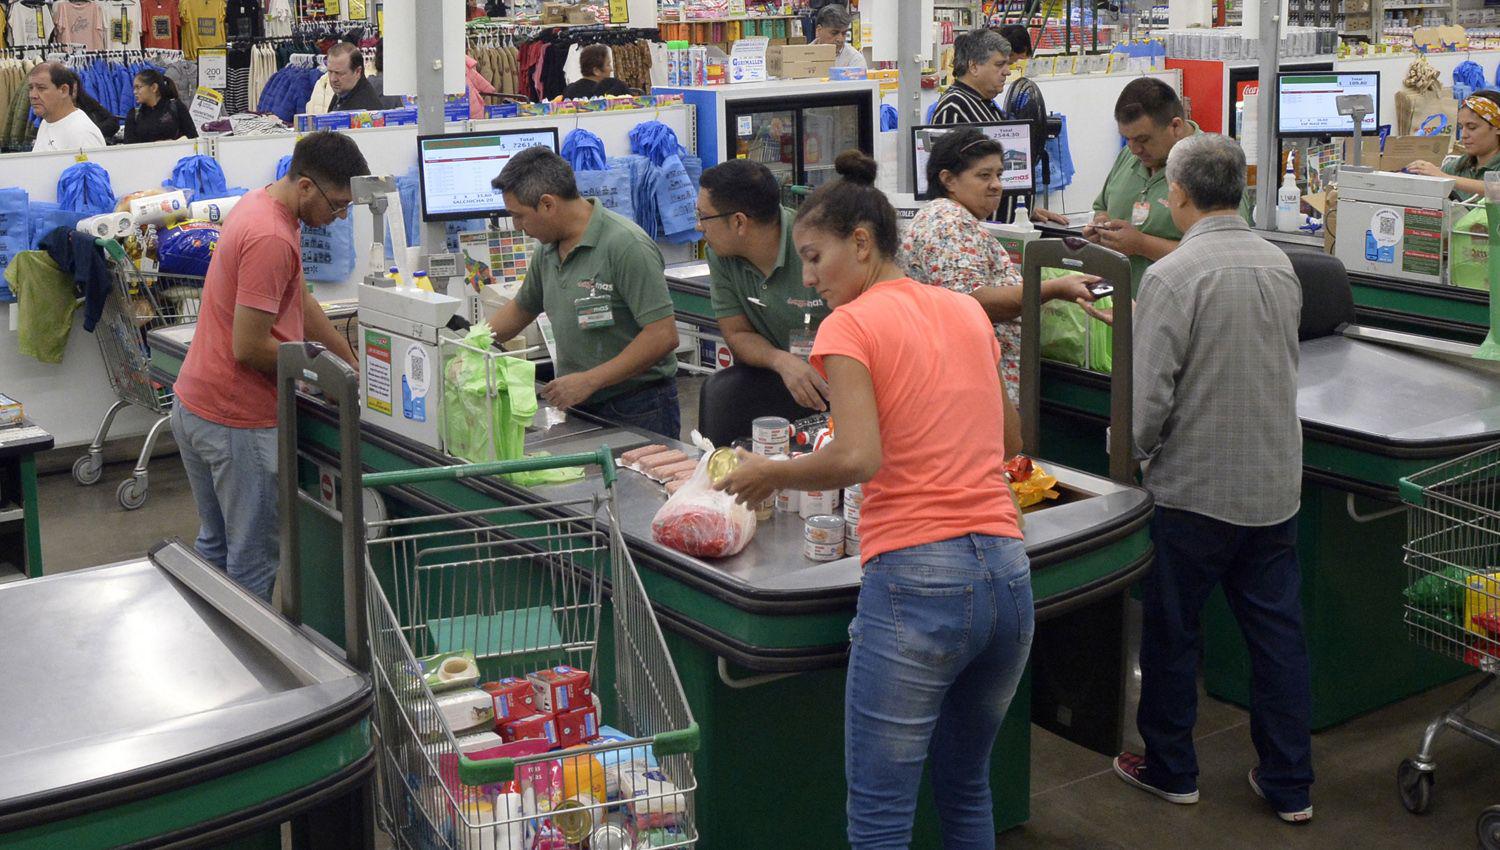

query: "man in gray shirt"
(1111, 133), (1314, 825)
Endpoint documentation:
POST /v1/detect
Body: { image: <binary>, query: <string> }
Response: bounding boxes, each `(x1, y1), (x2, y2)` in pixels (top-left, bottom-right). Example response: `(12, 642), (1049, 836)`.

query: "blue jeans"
(1138, 507), (1314, 810)
(578, 379), (681, 440)
(845, 534), (1033, 849)
(170, 404), (280, 602)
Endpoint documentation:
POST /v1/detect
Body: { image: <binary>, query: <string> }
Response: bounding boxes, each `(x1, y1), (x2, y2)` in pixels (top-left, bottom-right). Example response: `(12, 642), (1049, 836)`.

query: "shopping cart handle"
(361, 446), (617, 488)
(458, 754), (517, 786)
(1398, 476), (1425, 507)
(650, 722), (701, 757)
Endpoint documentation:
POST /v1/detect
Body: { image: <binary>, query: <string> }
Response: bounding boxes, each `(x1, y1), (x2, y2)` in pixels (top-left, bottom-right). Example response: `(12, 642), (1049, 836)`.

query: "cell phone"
(1087, 282), (1115, 299)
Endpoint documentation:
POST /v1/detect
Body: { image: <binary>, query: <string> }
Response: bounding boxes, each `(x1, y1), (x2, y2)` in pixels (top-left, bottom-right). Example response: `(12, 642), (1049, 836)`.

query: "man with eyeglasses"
(698, 160), (831, 411)
(170, 131), (368, 602)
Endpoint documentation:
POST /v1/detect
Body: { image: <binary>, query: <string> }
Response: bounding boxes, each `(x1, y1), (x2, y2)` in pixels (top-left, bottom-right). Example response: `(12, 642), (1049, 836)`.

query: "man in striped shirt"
(931, 30), (1011, 125)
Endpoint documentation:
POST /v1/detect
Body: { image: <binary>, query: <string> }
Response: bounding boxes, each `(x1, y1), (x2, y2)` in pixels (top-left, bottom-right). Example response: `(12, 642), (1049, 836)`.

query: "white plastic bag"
(650, 452), (757, 558)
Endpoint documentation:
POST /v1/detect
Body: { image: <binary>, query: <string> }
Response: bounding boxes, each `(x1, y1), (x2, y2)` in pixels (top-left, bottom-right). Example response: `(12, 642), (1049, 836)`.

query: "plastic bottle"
(1012, 198), (1035, 231)
(1276, 153), (1301, 232)
(385, 266), (404, 288)
(411, 270), (435, 293)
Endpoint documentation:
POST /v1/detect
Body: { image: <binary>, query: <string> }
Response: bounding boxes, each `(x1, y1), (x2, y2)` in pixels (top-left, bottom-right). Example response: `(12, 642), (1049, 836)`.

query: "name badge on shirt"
(575, 294), (614, 330)
(1131, 200), (1151, 227)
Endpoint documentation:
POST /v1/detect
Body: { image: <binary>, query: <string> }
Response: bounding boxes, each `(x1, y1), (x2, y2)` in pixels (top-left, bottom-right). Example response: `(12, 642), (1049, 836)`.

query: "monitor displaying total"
(1277, 73), (1380, 136)
(911, 121), (1034, 201)
(418, 128), (560, 221)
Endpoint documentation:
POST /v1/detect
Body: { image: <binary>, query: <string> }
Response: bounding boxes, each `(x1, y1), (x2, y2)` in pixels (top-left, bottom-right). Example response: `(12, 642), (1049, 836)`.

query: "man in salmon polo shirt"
(170, 131), (368, 601)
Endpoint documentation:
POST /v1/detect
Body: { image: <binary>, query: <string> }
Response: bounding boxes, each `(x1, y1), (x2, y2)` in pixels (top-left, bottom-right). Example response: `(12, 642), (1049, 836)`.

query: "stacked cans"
(844, 484), (863, 554)
(753, 417), (791, 520)
(804, 514), (846, 561)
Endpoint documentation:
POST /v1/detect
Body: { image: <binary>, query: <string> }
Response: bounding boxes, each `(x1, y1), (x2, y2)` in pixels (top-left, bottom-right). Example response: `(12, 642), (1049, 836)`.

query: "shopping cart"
(780, 184), (812, 210)
(361, 453), (701, 849)
(1397, 444), (1500, 847)
(72, 240), (203, 510)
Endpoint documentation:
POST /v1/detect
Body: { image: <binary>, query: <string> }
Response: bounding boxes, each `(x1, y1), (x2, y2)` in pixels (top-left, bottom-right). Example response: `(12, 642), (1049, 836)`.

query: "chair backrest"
(696, 365), (814, 448)
(1284, 248), (1355, 340)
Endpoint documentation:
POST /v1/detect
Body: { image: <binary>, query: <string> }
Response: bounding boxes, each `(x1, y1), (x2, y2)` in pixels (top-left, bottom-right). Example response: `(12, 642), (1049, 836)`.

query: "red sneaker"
(1112, 753), (1200, 804)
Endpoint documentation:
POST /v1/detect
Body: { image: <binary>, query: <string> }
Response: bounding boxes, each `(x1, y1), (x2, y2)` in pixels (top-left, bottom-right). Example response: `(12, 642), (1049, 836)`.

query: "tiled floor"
(32, 390), (1500, 848)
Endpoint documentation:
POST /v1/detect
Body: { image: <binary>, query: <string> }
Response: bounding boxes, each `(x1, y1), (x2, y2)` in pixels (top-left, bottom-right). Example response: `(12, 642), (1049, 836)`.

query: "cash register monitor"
(418, 128), (560, 221)
(1277, 72), (1380, 136)
(911, 121), (1034, 201)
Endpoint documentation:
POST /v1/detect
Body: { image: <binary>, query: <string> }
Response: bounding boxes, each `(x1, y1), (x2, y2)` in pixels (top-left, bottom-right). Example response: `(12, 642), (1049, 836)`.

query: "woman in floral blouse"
(899, 128), (1099, 400)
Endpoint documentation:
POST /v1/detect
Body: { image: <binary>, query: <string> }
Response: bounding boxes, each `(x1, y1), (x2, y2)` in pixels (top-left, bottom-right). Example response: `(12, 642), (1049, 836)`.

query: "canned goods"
(752, 416), (792, 446)
(589, 823), (632, 850)
(777, 487), (801, 513)
(844, 483), (864, 508)
(845, 515), (860, 541)
(805, 514), (845, 545)
(800, 488), (839, 518)
(804, 538), (845, 561)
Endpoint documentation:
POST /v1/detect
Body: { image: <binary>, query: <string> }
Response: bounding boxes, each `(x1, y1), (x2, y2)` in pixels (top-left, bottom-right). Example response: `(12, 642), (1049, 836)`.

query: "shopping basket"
(1397, 443), (1500, 845)
(72, 239), (204, 510)
(361, 454), (700, 849)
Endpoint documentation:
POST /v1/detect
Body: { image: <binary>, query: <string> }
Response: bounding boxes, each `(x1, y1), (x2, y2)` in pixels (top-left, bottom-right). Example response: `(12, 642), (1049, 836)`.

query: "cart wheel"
(116, 478), (147, 511)
(1398, 759), (1434, 814)
(1480, 806), (1500, 850)
(73, 455), (102, 486)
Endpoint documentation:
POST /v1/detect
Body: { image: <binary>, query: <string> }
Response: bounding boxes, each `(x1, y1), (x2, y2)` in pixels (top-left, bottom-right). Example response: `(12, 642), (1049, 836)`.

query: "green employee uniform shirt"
(1441, 150), (1500, 200)
(1092, 121), (1253, 290)
(516, 199), (677, 404)
(706, 207), (830, 350)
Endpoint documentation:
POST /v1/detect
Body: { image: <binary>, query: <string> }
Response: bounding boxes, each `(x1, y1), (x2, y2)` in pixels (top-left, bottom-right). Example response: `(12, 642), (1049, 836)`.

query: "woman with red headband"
(1407, 90), (1500, 200)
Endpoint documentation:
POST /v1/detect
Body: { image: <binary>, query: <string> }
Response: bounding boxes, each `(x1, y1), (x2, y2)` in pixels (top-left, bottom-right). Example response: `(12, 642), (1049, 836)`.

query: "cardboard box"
(482, 678), (540, 721)
(500, 712), (559, 747)
(529, 665), (592, 713)
(565, 4), (597, 24)
(1339, 135), (1452, 173)
(555, 705), (600, 749)
(540, 2), (567, 23)
(768, 43), (836, 79)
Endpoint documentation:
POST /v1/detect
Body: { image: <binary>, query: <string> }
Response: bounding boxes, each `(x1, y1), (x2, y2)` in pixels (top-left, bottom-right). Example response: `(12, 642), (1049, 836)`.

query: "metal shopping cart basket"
(1397, 443), (1500, 847)
(361, 453), (700, 849)
(72, 240), (203, 510)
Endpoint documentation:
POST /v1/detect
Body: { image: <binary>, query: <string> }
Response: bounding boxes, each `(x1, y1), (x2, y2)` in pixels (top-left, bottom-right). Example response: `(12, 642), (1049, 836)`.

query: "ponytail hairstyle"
(135, 68), (180, 102)
(793, 150), (899, 259)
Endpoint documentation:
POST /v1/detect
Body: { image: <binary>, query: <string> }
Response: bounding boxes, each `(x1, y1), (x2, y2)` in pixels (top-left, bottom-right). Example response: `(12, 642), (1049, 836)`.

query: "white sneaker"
(1248, 768), (1313, 824)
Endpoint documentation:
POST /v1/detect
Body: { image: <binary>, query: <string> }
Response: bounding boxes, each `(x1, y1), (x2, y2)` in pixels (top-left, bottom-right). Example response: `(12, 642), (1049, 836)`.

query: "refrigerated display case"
(656, 80), (879, 184)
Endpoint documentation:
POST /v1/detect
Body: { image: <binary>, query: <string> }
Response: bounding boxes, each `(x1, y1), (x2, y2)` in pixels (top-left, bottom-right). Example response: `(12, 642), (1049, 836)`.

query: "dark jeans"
(577, 379), (681, 440)
(1138, 507), (1314, 811)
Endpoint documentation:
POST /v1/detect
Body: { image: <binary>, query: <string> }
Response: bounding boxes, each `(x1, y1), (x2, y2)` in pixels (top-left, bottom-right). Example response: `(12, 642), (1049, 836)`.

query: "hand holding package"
(650, 452), (756, 558)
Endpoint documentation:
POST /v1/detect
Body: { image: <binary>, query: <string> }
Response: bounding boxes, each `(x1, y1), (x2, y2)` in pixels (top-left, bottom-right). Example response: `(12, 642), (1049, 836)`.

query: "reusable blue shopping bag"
(564, 129), (635, 221)
(275, 155), (355, 281)
(0, 188), (29, 302)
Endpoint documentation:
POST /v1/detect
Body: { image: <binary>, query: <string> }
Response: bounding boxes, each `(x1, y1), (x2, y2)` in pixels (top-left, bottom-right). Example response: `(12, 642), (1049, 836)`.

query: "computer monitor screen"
(417, 128), (560, 221)
(1277, 72), (1380, 136)
(911, 121), (1034, 201)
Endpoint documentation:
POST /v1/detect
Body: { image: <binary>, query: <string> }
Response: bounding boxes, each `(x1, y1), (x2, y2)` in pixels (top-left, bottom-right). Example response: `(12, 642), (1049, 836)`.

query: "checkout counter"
(145, 316), (1152, 847)
(1029, 244), (1497, 729)
(0, 541), (373, 849)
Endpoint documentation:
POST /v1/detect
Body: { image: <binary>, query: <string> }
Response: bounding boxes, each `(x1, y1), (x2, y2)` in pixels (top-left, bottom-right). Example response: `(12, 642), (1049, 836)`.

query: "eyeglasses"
(696, 210), (736, 229)
(310, 178), (351, 217)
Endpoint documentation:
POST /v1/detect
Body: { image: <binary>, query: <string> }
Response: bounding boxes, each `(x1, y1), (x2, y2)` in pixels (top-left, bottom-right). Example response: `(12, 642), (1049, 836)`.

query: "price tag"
(609, 0), (629, 23)
(188, 86), (224, 129)
(199, 49), (227, 90)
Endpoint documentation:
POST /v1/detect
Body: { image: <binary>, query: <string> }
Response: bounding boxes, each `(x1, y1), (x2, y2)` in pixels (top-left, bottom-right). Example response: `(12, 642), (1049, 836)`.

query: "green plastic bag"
(1404, 565), (1468, 615)
(1451, 204), (1491, 292)
(1038, 267), (1113, 373)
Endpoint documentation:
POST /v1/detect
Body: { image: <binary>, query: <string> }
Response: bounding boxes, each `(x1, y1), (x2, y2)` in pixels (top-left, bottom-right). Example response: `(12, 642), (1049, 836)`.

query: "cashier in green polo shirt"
(1081, 77), (1252, 289)
(484, 146), (682, 439)
(697, 160), (833, 411)
(1407, 91), (1500, 201)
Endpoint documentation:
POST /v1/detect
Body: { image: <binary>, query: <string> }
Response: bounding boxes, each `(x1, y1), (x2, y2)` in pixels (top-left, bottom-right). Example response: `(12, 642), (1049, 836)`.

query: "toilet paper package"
(435, 687), (496, 733)
(76, 212), (134, 238)
(418, 650), (480, 692)
(189, 195), (241, 224)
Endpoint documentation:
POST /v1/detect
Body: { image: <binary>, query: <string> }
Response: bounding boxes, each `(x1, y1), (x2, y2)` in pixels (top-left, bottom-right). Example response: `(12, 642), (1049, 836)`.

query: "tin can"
(589, 823), (632, 850)
(777, 487), (801, 513)
(804, 514), (845, 545)
(800, 488), (839, 518)
(804, 538), (845, 561)
(752, 416), (791, 447)
(844, 483), (864, 509)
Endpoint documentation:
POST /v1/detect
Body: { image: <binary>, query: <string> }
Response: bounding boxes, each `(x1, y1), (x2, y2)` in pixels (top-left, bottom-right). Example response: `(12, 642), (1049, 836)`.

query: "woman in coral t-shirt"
(719, 150), (1032, 849)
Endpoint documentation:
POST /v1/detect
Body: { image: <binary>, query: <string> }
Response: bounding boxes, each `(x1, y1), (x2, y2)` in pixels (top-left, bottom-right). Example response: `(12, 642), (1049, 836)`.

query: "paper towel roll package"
(129, 190), (188, 227)
(76, 212), (134, 238)
(189, 195), (242, 224)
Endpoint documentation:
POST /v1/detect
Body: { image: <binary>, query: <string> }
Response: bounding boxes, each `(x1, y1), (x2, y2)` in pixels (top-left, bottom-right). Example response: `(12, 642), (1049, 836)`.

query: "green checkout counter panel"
(1036, 322), (1500, 730)
(0, 541), (373, 850)
(149, 322), (1153, 848)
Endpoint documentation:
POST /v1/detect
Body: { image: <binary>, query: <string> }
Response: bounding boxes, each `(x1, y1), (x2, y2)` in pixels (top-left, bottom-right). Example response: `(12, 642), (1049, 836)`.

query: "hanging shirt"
(9, 1), (55, 47)
(54, 0), (107, 50)
(33, 108), (107, 152)
(105, 0), (142, 49)
(140, 0), (179, 49)
(179, 0), (225, 60)
(223, 0), (260, 41)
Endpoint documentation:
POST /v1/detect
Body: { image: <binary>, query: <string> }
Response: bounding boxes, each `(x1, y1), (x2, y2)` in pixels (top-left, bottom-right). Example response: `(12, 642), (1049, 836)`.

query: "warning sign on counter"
(365, 329), (393, 416)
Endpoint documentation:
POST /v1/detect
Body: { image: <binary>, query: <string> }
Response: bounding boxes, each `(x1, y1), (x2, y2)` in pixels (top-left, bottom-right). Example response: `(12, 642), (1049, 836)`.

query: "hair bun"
(834, 150), (878, 186)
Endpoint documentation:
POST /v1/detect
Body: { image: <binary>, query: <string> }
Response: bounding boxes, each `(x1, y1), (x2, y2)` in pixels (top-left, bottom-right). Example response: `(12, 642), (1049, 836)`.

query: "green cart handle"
(361, 446), (617, 489)
(457, 722), (701, 786)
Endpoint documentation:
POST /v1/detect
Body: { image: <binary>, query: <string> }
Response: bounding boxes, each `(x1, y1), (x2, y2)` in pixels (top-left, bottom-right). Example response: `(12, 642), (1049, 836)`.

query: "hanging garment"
(39, 226), (113, 332)
(164, 57), (198, 95)
(141, 0), (178, 49)
(105, 0), (142, 49)
(223, 41), (250, 113)
(9, 0), (54, 46)
(223, 0), (260, 40)
(55, 0), (108, 50)
(179, 0), (225, 59)
(302, 70), (332, 115)
(6, 250), (80, 364)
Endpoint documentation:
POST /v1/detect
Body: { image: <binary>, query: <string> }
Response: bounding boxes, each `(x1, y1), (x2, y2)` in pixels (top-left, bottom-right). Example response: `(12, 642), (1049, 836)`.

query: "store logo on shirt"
(788, 297), (824, 309)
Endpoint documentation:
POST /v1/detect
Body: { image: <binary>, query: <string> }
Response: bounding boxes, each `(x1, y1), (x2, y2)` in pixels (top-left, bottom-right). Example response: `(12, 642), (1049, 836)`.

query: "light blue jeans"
(846, 534), (1034, 850)
(170, 404), (280, 602)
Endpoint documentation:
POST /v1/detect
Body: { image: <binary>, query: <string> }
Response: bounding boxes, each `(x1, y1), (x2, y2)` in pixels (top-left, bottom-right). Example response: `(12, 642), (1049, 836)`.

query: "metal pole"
(1254, 0), (1280, 230)
(895, 0), (926, 194)
(417, 0), (450, 256)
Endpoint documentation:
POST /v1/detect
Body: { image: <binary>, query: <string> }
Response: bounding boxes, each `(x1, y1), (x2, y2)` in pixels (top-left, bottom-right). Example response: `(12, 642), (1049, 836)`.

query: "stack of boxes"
(485, 665), (600, 750)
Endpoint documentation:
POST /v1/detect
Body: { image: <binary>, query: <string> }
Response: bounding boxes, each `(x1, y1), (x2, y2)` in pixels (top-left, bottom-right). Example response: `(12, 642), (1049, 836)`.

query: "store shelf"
(1383, 4), (1449, 10)
(659, 14), (799, 22)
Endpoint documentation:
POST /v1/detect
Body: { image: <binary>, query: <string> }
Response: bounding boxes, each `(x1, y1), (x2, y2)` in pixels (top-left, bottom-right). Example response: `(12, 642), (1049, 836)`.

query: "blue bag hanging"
(275, 155), (356, 281)
(0, 188), (29, 302)
(655, 153), (699, 242)
(576, 166), (636, 221)
(561, 128), (609, 172)
(27, 202), (84, 248)
(165, 154), (242, 201)
(880, 103), (899, 131)
(609, 154), (650, 232)
(57, 162), (116, 215)
(1454, 61), (1486, 103)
